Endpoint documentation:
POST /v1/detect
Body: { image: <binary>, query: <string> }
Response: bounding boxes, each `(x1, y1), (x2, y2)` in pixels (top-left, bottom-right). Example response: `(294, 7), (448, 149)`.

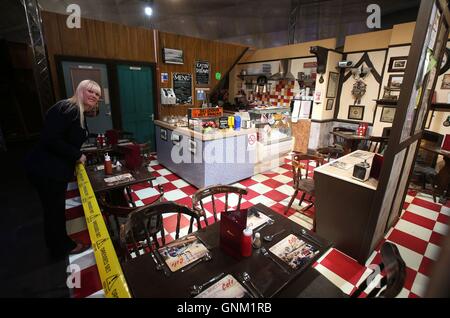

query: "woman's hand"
(78, 154), (87, 165)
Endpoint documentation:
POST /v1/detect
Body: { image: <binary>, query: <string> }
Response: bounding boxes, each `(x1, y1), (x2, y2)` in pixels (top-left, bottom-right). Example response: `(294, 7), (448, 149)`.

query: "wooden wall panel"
(42, 11), (156, 99)
(158, 31), (247, 117)
(41, 11), (246, 118)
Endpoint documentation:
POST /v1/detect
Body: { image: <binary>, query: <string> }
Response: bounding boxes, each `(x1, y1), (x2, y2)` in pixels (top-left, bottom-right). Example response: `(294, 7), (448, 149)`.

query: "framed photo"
(387, 75), (404, 90)
(160, 128), (167, 141)
(441, 74), (450, 89)
(388, 56), (408, 72)
(326, 99), (334, 110)
(348, 105), (365, 120)
(326, 72), (339, 98)
(163, 48), (184, 65)
(380, 107), (396, 123)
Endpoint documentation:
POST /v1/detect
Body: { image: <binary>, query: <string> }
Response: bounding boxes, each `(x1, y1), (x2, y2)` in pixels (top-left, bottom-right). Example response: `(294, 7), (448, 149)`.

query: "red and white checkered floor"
(64, 154), (449, 298)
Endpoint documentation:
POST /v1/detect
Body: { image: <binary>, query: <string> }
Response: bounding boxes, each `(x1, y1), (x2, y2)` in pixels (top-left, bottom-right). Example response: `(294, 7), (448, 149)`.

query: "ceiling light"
(145, 6), (153, 16)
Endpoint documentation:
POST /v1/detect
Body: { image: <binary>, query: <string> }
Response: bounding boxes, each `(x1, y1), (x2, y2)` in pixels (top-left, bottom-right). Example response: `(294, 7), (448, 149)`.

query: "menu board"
(188, 107), (223, 119)
(173, 72), (192, 104)
(195, 61), (210, 85)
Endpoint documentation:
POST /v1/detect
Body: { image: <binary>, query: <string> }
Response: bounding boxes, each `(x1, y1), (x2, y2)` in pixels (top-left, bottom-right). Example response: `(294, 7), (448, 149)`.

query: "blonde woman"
(25, 80), (101, 258)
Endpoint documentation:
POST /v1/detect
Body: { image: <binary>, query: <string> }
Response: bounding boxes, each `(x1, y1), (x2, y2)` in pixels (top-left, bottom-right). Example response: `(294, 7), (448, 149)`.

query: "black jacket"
(26, 100), (88, 182)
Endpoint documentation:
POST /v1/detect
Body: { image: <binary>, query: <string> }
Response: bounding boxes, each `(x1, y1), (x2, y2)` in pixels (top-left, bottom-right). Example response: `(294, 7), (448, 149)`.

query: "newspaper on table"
(269, 234), (319, 270)
(246, 211), (273, 232)
(103, 173), (135, 185)
(158, 235), (208, 272)
(195, 274), (252, 298)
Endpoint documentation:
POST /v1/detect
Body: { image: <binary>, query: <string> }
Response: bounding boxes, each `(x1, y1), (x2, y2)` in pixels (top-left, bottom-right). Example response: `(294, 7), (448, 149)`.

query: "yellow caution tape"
(75, 163), (131, 298)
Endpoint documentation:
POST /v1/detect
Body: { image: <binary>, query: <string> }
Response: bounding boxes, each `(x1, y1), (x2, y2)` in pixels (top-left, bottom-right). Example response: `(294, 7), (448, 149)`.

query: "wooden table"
(121, 204), (333, 298)
(330, 131), (369, 154)
(314, 150), (379, 263)
(81, 141), (135, 165)
(420, 144), (450, 201)
(86, 163), (155, 206)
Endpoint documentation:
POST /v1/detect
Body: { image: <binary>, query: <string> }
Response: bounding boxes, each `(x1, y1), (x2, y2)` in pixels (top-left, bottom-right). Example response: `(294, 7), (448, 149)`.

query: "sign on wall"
(173, 72), (192, 104)
(195, 61), (210, 85)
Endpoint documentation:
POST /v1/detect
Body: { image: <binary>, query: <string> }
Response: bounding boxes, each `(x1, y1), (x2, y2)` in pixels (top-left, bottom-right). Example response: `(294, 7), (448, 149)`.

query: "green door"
(117, 65), (155, 150)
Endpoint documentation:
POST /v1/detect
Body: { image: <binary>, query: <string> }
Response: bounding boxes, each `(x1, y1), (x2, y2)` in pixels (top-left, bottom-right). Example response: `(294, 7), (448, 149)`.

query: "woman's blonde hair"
(68, 80), (101, 128)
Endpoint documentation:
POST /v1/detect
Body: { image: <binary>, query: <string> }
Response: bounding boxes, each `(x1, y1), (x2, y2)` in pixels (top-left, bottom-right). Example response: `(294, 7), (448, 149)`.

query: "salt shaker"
(252, 232), (261, 249)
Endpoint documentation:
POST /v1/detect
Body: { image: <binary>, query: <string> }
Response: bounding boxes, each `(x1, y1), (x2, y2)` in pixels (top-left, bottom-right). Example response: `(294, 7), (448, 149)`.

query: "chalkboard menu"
(195, 61), (210, 85)
(172, 72), (192, 104)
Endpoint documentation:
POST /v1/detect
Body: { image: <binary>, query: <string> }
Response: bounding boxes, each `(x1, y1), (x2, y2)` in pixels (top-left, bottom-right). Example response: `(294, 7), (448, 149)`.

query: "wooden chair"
(98, 184), (164, 239)
(351, 242), (406, 298)
(284, 152), (324, 230)
(366, 136), (389, 154)
(192, 185), (248, 225)
(411, 131), (444, 202)
(298, 241), (406, 298)
(317, 127), (355, 160)
(119, 201), (202, 261)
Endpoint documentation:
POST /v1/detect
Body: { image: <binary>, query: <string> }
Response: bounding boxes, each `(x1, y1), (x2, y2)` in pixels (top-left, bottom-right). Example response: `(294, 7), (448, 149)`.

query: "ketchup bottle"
(241, 227), (253, 257)
(104, 153), (113, 175)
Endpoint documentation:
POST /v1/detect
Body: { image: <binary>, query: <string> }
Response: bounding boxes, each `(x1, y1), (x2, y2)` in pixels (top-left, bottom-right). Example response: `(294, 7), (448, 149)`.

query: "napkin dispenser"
(161, 88), (176, 105)
(220, 209), (247, 259)
(352, 159), (371, 182)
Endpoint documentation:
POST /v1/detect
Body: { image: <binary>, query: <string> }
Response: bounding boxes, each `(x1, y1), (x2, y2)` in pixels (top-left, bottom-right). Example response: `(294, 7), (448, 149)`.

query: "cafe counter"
(155, 120), (258, 188)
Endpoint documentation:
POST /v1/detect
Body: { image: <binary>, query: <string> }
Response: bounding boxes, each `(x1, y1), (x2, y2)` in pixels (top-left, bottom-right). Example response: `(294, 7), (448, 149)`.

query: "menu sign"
(173, 72), (192, 104)
(188, 107), (223, 119)
(195, 61), (210, 85)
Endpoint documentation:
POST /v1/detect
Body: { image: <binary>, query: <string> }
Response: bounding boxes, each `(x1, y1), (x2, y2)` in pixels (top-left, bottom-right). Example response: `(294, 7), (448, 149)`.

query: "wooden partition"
(41, 11), (247, 119)
(41, 11), (156, 103)
(157, 31), (248, 117)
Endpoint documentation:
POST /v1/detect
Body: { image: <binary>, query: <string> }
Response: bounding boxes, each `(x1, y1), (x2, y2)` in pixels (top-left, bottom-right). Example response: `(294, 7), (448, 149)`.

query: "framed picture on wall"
(326, 99), (334, 110)
(388, 56), (408, 72)
(348, 105), (365, 120)
(163, 48), (184, 65)
(441, 74), (450, 89)
(380, 107), (396, 123)
(326, 72), (339, 98)
(387, 75), (404, 90)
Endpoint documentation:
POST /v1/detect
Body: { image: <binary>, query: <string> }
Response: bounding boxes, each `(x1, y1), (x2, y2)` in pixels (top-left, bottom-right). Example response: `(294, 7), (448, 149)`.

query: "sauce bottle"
(104, 152), (113, 175)
(241, 227), (253, 257)
(252, 232), (261, 249)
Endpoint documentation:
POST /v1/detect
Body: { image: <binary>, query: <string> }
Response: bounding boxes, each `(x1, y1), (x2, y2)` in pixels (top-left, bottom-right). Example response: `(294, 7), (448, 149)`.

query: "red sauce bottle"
(241, 228), (253, 257)
(104, 153), (113, 175)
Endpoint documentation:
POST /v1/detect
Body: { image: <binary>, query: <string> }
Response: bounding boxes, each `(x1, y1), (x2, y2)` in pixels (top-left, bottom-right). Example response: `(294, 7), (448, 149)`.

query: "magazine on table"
(158, 235), (208, 272)
(195, 274), (252, 298)
(329, 160), (353, 170)
(269, 234), (319, 270)
(246, 210), (273, 231)
(103, 173), (135, 185)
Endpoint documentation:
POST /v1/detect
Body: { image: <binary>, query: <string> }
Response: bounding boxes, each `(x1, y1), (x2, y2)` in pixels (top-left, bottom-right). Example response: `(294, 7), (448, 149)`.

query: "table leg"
(125, 186), (136, 207)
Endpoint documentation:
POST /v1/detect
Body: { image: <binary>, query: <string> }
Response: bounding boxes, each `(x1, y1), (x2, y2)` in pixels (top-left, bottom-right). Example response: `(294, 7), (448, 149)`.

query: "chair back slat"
(120, 202), (201, 261)
(192, 185), (248, 224)
(225, 193), (229, 213)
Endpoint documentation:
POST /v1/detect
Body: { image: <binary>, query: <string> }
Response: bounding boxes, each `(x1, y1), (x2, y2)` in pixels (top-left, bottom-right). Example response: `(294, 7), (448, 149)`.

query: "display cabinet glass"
(248, 107), (292, 145)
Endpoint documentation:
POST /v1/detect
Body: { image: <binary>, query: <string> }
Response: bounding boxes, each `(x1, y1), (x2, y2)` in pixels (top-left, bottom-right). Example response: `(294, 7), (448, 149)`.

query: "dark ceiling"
(3, 0), (420, 48)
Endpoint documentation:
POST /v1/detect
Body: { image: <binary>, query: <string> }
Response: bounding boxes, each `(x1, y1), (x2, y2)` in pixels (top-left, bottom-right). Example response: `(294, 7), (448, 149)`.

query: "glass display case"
(248, 107), (292, 145)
